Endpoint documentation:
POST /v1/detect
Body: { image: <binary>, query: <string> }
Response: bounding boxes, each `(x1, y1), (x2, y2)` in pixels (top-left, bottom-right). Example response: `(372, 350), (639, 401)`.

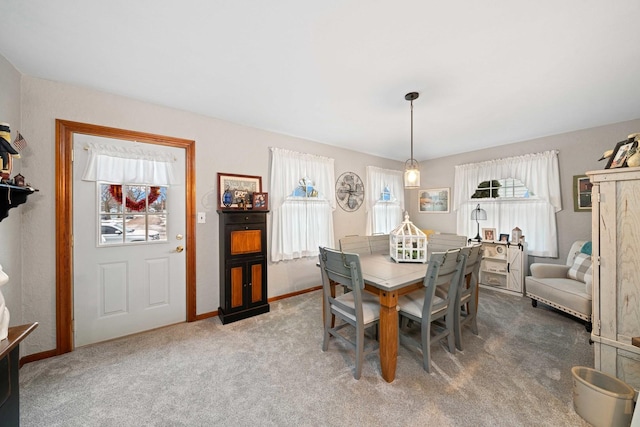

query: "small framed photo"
(482, 228), (496, 241)
(573, 175), (593, 212)
(499, 233), (509, 242)
(418, 187), (450, 213)
(606, 139), (637, 169)
(217, 173), (262, 209)
(252, 192), (268, 210)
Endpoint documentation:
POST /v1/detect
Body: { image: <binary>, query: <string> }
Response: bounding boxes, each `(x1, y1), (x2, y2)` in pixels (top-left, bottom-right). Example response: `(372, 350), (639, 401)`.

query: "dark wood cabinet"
(0, 323), (38, 425)
(217, 211), (269, 324)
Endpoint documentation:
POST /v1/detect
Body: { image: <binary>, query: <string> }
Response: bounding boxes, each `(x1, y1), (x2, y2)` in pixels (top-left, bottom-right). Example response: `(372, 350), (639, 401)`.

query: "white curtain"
(82, 142), (178, 185)
(454, 150), (561, 257)
(270, 147), (335, 262)
(365, 166), (404, 235)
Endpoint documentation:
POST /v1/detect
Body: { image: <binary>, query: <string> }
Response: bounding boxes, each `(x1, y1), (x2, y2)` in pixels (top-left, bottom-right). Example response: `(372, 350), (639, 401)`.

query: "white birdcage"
(389, 212), (427, 263)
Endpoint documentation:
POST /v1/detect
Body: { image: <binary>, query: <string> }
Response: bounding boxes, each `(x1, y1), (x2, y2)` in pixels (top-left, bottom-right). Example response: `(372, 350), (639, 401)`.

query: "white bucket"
(572, 366), (636, 427)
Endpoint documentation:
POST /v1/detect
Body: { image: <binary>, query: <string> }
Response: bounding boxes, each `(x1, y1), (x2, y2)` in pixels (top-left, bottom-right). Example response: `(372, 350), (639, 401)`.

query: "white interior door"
(72, 135), (186, 347)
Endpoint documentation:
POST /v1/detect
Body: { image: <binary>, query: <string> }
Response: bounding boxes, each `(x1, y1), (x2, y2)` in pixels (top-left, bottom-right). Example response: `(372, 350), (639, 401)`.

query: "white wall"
(407, 117), (640, 265)
(19, 76), (401, 355)
(0, 55), (23, 328)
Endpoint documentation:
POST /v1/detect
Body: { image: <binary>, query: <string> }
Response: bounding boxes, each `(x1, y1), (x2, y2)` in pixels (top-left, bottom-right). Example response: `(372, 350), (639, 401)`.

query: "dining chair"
(318, 246), (380, 379)
(397, 248), (467, 373)
(426, 234), (468, 260)
(454, 244), (483, 351)
(338, 235), (372, 255)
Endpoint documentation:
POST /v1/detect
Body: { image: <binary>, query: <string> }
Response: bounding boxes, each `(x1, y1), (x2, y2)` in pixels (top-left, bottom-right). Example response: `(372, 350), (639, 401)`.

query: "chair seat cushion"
(333, 291), (380, 324)
(525, 276), (591, 316)
(397, 288), (445, 319)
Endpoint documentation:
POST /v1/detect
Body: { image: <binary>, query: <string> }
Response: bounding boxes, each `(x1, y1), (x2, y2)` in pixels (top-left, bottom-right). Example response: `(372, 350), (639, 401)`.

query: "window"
(270, 148), (335, 262)
(454, 151), (561, 257)
(471, 178), (532, 199)
(98, 183), (167, 245)
(365, 166), (404, 235)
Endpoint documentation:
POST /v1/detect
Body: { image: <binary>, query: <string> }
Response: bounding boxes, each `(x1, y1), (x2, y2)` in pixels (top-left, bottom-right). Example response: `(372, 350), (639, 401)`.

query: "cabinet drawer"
(224, 213), (265, 224)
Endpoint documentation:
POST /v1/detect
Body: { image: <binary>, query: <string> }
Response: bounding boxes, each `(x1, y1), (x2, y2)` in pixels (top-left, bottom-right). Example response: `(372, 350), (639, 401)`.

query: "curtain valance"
(81, 142), (178, 185)
(453, 150), (561, 212)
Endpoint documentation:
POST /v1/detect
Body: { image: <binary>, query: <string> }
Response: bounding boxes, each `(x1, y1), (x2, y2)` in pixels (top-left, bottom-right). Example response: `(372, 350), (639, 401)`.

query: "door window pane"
(98, 183), (167, 246)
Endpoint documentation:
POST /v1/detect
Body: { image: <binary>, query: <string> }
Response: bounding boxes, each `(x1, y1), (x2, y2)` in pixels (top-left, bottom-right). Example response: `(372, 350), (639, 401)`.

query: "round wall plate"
(335, 172), (364, 212)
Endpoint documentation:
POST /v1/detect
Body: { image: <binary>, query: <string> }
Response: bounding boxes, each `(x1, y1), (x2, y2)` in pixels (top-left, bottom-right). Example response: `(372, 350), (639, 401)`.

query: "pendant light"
(404, 92), (420, 188)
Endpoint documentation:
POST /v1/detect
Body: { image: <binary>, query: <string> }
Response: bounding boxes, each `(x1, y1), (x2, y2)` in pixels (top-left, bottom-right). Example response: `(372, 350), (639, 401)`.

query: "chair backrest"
(339, 235), (372, 256)
(421, 249), (467, 318)
(463, 244), (483, 278)
(427, 234), (468, 259)
(368, 234), (389, 254)
(318, 247), (367, 323)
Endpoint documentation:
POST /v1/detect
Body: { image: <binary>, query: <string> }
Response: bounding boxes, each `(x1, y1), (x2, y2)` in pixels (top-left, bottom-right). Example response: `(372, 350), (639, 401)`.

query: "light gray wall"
(0, 55), (23, 328)
(407, 117), (640, 266)
(12, 62), (640, 356)
(19, 75), (401, 355)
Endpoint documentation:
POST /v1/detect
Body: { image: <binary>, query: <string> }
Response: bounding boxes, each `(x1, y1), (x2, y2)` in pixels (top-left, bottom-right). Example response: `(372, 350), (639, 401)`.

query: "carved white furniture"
(588, 166), (640, 390)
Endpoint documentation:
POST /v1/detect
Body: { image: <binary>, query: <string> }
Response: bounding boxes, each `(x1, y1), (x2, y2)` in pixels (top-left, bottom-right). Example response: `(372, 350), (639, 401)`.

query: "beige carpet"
(19, 287), (592, 426)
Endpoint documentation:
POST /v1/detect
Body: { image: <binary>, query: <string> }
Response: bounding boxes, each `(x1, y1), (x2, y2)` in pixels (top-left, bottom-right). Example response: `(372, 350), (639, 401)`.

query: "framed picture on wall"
(217, 172), (262, 209)
(573, 175), (592, 212)
(418, 188), (450, 213)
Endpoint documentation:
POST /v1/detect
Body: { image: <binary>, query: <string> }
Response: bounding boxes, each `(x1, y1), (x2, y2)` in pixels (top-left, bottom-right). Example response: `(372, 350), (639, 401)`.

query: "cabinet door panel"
(251, 262), (263, 304)
(230, 265), (244, 308)
(230, 229), (262, 255)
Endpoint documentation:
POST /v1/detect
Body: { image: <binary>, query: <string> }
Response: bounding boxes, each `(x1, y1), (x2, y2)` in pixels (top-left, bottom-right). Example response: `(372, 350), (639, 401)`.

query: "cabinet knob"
(245, 226), (249, 230)
(245, 216), (249, 220)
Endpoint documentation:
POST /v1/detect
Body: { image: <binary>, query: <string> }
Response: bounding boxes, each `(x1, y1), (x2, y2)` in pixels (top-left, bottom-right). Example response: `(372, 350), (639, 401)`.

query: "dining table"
(356, 253), (429, 382)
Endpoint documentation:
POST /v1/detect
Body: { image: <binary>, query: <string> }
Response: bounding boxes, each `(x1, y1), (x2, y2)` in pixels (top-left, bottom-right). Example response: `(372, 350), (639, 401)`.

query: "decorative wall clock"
(335, 171), (364, 212)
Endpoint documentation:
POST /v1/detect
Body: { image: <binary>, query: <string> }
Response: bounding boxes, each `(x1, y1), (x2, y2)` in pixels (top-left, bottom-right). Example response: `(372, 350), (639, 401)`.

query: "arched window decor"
(270, 147), (335, 262)
(454, 150), (561, 257)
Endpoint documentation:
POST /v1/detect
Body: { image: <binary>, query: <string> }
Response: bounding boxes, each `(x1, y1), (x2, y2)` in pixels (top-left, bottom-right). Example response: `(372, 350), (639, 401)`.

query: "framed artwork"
(217, 173), (262, 209)
(252, 192), (269, 210)
(499, 233), (509, 242)
(573, 175), (593, 212)
(418, 187), (450, 213)
(606, 139), (637, 169)
(482, 228), (496, 241)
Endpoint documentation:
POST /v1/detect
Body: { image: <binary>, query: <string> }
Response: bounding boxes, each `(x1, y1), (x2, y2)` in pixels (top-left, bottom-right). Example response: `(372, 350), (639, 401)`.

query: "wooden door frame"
(55, 119), (197, 354)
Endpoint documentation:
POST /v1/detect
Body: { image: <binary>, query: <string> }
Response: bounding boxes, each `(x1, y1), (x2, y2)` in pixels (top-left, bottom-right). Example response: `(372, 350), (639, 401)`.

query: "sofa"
(525, 240), (593, 331)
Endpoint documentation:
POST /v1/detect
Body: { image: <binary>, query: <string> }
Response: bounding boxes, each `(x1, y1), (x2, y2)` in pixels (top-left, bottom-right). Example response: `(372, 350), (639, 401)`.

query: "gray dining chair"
(397, 248), (467, 373)
(454, 244), (483, 351)
(318, 246), (380, 379)
(338, 235), (372, 255)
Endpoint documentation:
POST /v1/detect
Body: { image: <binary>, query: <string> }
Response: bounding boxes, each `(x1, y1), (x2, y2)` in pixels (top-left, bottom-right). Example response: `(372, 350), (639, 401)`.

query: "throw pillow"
(568, 253), (592, 283)
(581, 241), (592, 256)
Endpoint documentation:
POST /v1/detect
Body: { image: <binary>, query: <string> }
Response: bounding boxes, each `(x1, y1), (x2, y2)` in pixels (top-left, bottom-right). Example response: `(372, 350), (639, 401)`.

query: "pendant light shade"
(404, 92), (420, 188)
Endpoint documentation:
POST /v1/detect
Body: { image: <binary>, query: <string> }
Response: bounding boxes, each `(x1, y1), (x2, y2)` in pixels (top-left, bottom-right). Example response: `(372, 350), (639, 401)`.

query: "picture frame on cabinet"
(252, 192), (268, 210)
(573, 175), (593, 212)
(217, 173), (262, 209)
(606, 139), (637, 169)
(482, 228), (496, 241)
(499, 233), (509, 242)
(418, 187), (450, 213)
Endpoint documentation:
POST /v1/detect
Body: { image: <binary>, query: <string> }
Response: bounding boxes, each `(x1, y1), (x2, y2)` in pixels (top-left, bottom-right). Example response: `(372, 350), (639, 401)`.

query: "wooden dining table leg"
(378, 290), (399, 383)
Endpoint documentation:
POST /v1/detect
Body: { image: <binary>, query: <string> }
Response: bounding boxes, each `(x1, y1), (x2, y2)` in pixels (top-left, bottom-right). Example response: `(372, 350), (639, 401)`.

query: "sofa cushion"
(525, 276), (592, 316)
(567, 253), (591, 283)
(580, 241), (592, 255)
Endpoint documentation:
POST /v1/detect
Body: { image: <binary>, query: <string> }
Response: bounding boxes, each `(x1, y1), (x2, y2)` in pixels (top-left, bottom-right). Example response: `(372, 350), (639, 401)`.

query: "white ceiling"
(1, 1), (639, 161)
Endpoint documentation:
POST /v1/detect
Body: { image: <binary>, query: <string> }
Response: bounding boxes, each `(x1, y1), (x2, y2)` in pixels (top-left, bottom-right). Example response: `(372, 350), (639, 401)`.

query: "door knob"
(176, 245), (184, 253)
